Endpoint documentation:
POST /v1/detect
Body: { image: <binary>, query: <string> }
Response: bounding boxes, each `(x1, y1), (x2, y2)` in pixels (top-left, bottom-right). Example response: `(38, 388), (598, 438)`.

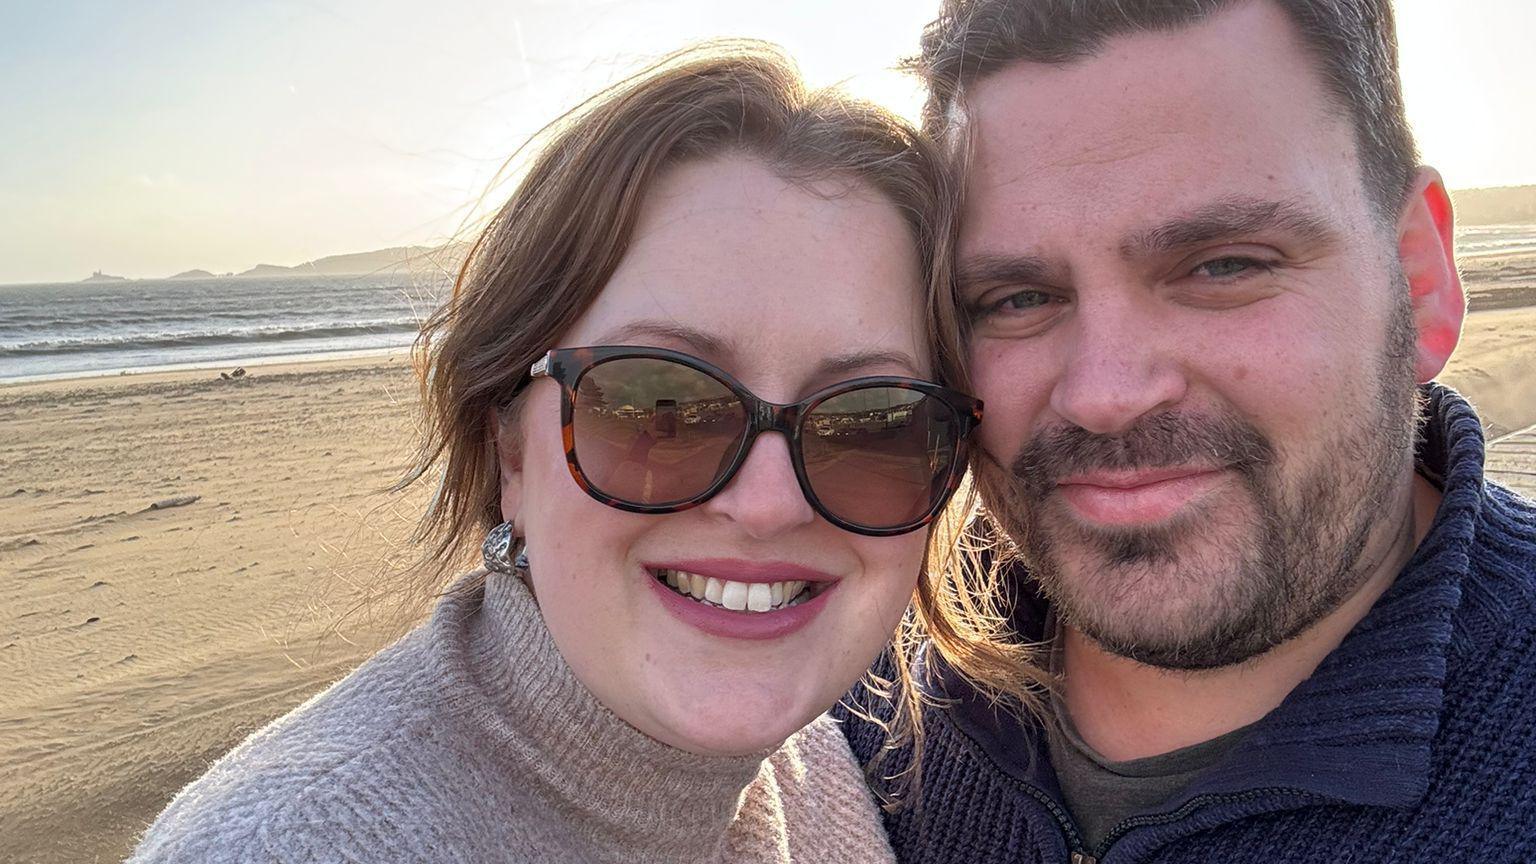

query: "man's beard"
(976, 296), (1422, 670)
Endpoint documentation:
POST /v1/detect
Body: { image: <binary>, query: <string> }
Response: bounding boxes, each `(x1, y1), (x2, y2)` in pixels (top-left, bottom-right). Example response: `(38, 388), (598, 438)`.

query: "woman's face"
(498, 154), (931, 756)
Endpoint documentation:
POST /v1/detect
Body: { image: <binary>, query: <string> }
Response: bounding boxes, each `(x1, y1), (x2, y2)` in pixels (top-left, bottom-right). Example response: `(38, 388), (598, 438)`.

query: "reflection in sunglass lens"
(801, 386), (959, 529)
(572, 358), (748, 505)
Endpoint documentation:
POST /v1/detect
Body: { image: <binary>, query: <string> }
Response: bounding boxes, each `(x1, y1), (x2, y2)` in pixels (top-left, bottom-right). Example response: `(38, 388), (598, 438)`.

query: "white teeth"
(721, 580), (749, 611)
(658, 569), (818, 613)
(747, 583), (772, 612)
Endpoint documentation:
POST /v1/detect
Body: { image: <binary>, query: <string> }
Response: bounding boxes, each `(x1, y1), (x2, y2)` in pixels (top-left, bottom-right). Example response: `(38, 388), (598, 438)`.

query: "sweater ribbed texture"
(840, 384), (1536, 863)
(128, 569), (895, 863)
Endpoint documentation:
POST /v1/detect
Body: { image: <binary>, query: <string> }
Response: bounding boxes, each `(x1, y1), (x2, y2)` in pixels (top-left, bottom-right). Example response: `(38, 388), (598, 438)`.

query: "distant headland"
(70, 244), (464, 285)
(1452, 185), (1536, 225)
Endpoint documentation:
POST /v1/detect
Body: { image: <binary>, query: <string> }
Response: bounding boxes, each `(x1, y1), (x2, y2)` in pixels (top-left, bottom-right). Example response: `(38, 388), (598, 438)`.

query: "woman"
(127, 42), (997, 863)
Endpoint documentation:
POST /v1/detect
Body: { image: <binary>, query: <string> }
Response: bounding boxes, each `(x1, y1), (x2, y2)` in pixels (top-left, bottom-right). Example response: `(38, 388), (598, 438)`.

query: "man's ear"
(1396, 166), (1465, 382)
(488, 407), (524, 529)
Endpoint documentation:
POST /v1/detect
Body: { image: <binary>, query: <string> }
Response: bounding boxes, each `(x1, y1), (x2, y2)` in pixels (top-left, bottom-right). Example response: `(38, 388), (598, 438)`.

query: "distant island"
(169, 269), (216, 279)
(81, 271), (129, 283)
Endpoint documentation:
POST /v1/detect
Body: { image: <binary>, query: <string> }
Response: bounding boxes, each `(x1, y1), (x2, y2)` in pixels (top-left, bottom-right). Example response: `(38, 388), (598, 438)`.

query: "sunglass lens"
(571, 357), (747, 506)
(801, 386), (960, 530)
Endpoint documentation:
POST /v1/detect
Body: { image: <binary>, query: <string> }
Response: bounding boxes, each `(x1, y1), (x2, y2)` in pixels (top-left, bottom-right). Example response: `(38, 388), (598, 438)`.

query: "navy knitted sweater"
(840, 385), (1536, 863)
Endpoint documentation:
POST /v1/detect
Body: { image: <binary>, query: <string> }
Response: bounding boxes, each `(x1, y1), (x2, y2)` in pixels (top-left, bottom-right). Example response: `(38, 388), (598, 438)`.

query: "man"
(839, 1), (1536, 861)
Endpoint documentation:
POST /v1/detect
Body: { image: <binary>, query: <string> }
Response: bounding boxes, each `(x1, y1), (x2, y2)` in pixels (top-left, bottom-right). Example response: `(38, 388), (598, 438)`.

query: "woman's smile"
(642, 557), (839, 641)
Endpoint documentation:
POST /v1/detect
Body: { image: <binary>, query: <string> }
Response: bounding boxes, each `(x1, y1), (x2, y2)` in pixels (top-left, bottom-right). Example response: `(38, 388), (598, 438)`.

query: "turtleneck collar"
(427, 569), (773, 862)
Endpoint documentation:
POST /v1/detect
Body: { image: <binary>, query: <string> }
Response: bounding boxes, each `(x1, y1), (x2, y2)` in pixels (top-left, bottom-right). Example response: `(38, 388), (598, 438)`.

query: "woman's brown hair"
(395, 39), (1043, 806)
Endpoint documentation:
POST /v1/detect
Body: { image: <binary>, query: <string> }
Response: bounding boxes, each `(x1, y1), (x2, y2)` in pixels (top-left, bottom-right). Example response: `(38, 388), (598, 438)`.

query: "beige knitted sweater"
(125, 569), (895, 863)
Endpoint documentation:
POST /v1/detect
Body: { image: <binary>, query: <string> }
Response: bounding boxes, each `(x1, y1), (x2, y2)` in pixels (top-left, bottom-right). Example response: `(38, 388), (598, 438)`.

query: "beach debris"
(147, 495), (200, 511)
(84, 616), (100, 625)
(219, 366), (249, 381)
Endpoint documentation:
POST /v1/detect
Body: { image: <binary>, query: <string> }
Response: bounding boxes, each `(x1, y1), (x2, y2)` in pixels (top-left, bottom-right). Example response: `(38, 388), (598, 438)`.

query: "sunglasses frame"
(527, 345), (983, 536)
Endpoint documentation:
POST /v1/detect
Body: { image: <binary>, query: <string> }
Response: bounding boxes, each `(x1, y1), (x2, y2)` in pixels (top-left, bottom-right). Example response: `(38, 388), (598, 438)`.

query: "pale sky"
(2, 0), (1532, 285)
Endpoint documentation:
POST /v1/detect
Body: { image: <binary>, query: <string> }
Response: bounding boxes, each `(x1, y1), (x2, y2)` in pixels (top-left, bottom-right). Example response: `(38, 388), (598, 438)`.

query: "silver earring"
(482, 522), (527, 574)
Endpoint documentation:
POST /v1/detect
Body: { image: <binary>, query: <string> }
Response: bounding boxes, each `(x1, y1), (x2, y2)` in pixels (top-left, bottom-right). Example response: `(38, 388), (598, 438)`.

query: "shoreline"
(0, 345), (413, 389)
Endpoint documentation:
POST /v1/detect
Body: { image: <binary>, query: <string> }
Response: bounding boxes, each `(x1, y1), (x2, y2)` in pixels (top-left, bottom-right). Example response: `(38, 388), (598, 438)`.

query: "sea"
(0, 274), (449, 383)
(1457, 223), (1536, 260)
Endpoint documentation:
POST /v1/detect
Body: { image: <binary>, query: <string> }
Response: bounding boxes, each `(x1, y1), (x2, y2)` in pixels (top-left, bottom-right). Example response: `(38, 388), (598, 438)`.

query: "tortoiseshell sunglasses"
(525, 346), (983, 537)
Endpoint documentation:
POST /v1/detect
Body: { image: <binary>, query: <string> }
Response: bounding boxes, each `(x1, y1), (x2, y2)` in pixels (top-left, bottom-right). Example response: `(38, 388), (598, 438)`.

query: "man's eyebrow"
(956, 254), (1056, 290)
(595, 320), (732, 358)
(1120, 197), (1339, 258)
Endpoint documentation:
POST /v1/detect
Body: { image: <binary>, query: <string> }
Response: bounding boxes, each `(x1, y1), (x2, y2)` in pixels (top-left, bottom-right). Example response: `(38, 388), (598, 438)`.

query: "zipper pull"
(1071, 854), (1098, 864)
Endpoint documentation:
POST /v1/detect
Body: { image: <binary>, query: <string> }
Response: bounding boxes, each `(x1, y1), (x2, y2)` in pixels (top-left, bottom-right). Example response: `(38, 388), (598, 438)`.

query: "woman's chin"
(645, 680), (824, 757)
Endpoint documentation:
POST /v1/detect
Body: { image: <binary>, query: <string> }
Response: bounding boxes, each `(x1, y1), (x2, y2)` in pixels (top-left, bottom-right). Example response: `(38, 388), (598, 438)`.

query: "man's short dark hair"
(913, 0), (1418, 217)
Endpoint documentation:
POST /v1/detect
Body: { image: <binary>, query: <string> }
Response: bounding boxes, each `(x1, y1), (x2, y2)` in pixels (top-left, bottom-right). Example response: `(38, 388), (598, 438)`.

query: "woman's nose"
(699, 433), (817, 539)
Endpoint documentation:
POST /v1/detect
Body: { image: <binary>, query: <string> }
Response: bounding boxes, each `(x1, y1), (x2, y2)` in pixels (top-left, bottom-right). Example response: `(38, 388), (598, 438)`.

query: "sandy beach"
(1, 355), (431, 863)
(3, 272), (1535, 863)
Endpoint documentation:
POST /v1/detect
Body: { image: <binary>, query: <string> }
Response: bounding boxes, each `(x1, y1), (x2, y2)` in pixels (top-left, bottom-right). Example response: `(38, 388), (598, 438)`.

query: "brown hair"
(913, 0), (1418, 217)
(393, 39), (1043, 802)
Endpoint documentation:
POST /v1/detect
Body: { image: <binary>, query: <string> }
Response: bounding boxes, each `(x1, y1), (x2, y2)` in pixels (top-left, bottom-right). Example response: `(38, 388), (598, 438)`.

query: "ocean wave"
(0, 319), (422, 358)
(0, 307), (392, 328)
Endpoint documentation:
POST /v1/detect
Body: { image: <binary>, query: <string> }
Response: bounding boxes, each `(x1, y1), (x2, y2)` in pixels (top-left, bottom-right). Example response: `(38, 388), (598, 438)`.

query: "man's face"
(959, 1), (1423, 668)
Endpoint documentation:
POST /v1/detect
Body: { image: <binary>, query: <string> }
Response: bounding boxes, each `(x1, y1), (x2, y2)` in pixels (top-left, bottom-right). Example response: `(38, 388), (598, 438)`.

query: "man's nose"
(699, 433), (817, 539)
(1049, 294), (1187, 435)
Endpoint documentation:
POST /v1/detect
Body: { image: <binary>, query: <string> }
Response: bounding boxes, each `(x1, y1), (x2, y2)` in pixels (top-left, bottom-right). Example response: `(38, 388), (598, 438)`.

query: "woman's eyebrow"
(1119, 196), (1339, 259)
(594, 320), (732, 358)
(815, 349), (921, 379)
(596, 320), (918, 382)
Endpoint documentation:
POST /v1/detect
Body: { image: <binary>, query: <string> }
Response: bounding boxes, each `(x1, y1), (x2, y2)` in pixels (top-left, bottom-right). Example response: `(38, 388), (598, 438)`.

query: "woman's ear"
(1396, 166), (1466, 383)
(488, 407), (524, 529)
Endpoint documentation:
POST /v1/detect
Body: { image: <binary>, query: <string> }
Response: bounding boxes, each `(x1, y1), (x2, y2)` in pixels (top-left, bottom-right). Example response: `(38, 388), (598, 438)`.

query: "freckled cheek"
(520, 422), (649, 607)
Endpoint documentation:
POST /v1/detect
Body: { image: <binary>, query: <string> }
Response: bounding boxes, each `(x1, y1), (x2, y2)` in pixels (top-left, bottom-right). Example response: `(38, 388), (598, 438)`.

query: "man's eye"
(996, 290), (1054, 311)
(1191, 257), (1271, 279)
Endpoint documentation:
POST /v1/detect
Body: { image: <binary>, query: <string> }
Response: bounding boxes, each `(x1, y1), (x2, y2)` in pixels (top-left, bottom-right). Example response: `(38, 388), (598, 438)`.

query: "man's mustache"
(1009, 411), (1277, 498)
